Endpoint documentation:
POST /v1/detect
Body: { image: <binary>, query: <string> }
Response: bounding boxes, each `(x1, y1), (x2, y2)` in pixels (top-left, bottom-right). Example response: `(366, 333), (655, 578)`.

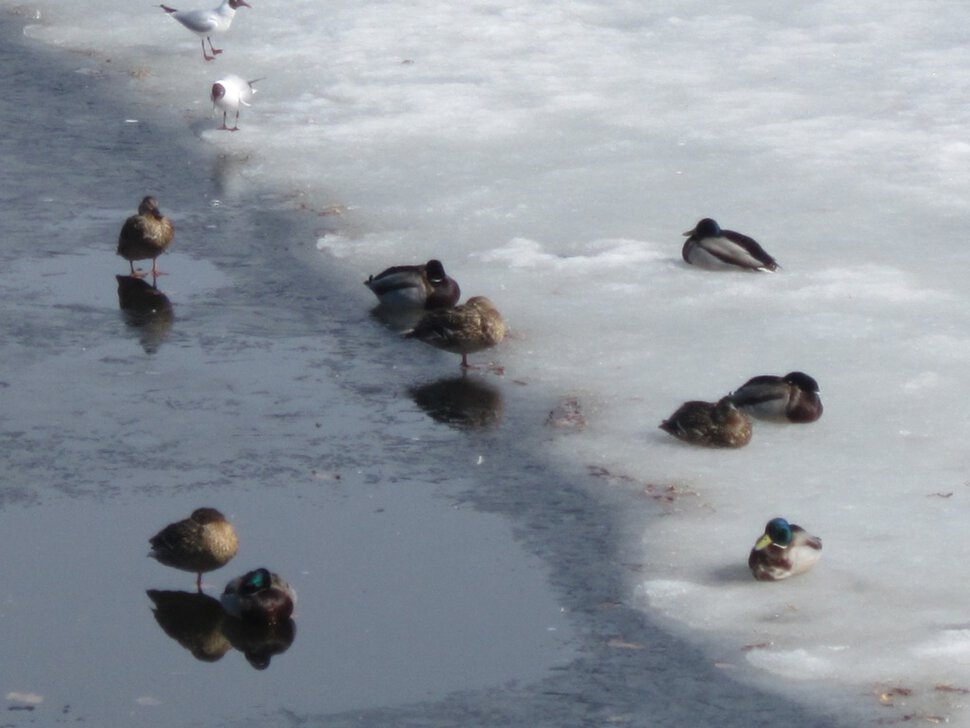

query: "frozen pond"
(0, 15), (853, 727)
(6, 0), (970, 724)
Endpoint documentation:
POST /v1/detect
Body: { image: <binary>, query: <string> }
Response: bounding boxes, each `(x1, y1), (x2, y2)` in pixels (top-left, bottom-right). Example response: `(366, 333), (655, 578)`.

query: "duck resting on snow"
(730, 371), (823, 423)
(748, 517), (822, 581)
(364, 259), (461, 310)
(681, 218), (779, 272)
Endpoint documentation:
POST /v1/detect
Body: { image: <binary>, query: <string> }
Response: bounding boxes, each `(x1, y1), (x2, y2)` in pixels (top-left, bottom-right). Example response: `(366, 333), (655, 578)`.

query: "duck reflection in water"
(146, 589), (230, 662)
(146, 586), (297, 670)
(221, 613), (297, 670)
(410, 374), (504, 430)
(116, 275), (174, 354)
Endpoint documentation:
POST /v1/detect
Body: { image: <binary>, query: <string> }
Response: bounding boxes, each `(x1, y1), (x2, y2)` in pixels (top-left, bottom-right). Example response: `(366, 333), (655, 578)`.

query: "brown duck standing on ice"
(659, 396), (752, 448)
(149, 507), (239, 591)
(117, 196), (174, 278)
(405, 296), (506, 369)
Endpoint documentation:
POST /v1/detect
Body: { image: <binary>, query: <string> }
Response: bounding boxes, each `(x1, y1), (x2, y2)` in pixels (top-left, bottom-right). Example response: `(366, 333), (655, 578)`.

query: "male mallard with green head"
(748, 517), (822, 581)
(221, 567), (296, 624)
(730, 372), (823, 423)
(365, 259), (461, 310)
(149, 507), (238, 590)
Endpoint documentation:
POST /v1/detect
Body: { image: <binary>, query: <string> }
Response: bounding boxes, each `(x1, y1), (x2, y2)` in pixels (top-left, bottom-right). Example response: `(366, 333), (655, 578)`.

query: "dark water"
(0, 14), (852, 727)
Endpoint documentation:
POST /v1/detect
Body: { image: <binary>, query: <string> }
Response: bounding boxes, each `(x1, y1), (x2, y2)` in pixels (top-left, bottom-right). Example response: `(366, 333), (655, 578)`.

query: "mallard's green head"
(241, 568), (273, 594)
(684, 218), (722, 237)
(755, 517), (793, 550)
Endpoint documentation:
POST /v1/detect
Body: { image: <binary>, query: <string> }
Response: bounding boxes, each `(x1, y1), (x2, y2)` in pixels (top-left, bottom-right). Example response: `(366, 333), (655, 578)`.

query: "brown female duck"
(117, 196), (174, 278)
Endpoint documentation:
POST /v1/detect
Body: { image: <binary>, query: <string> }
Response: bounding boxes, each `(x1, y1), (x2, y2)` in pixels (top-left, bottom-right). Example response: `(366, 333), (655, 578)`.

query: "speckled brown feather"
(117, 196), (174, 275)
(659, 396), (752, 448)
(149, 507), (238, 584)
(406, 296), (506, 367)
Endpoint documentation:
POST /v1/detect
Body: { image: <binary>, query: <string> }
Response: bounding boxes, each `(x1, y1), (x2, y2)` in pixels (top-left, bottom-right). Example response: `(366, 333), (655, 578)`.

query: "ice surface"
(8, 0), (970, 720)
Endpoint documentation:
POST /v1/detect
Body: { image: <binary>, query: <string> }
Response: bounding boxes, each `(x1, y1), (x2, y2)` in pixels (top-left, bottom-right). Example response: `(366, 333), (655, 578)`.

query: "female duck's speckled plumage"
(405, 295), (506, 368)
(221, 567), (296, 624)
(748, 517), (822, 581)
(659, 396), (752, 448)
(730, 371), (823, 423)
(364, 259), (461, 310)
(149, 507), (239, 590)
(117, 196), (174, 278)
(682, 218), (779, 272)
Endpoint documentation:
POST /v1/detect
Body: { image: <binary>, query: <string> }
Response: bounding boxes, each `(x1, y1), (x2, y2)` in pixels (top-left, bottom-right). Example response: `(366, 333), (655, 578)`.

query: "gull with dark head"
(160, 0), (251, 61)
(211, 75), (260, 131)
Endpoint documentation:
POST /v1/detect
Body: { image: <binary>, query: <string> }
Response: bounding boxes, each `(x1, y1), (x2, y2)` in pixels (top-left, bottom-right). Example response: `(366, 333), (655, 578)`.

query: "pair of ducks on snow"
(148, 507), (295, 624)
(148, 508), (820, 587)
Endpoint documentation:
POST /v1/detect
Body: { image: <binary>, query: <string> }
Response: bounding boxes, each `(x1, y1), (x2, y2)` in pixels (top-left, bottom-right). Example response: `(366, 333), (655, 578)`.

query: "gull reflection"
(410, 374), (504, 430)
(116, 275), (174, 354)
(146, 590), (230, 663)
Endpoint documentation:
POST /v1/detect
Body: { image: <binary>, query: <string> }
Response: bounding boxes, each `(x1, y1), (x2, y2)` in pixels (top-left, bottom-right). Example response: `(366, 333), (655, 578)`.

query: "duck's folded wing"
(708, 231), (778, 270)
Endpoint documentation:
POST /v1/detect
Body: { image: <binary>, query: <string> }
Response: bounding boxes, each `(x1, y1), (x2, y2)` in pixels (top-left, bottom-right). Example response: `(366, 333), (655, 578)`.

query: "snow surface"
(10, 0), (970, 720)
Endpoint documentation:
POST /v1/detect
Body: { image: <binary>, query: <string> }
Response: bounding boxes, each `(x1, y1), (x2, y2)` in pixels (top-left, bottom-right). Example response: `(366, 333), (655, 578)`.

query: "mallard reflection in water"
(146, 589), (230, 662)
(410, 375), (504, 429)
(116, 275), (174, 353)
(221, 613), (297, 670)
